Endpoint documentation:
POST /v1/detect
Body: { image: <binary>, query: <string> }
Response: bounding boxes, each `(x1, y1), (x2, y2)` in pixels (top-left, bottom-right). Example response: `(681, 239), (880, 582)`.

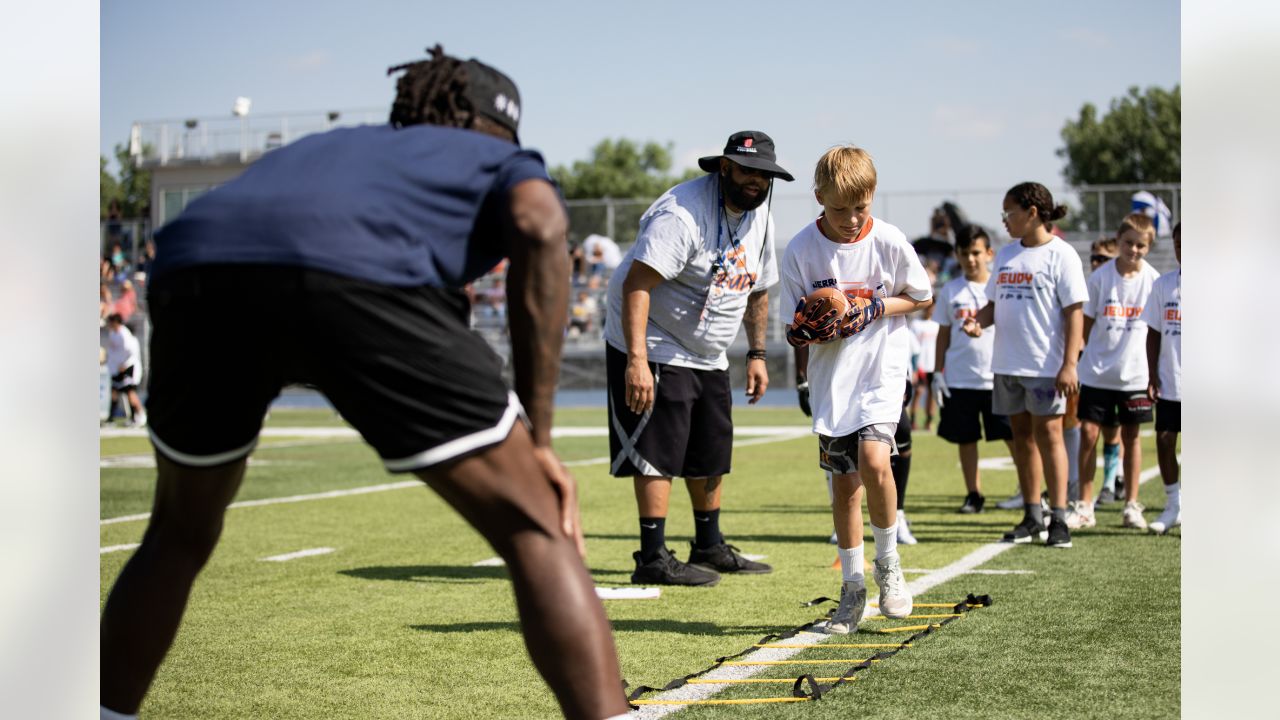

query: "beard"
(721, 170), (770, 211)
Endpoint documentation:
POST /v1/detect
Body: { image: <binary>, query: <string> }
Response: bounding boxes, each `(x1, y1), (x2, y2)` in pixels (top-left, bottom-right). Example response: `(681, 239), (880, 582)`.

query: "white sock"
(1164, 481), (1181, 510)
(837, 545), (865, 586)
(870, 522), (898, 562)
(101, 706), (137, 720)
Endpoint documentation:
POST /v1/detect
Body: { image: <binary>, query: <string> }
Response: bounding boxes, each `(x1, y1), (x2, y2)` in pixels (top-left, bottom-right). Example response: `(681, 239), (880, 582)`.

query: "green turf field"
(100, 406), (1179, 718)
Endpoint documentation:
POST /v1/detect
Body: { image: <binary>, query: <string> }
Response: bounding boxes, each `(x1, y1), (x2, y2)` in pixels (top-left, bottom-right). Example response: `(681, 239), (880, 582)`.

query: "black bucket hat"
(698, 130), (794, 182)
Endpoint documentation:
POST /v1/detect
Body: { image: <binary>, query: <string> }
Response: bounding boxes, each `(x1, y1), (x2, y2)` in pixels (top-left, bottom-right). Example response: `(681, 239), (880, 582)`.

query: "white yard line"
(101, 425), (813, 440)
(260, 547), (335, 562)
(100, 429), (811, 526)
(100, 543), (140, 555)
(472, 557), (506, 567)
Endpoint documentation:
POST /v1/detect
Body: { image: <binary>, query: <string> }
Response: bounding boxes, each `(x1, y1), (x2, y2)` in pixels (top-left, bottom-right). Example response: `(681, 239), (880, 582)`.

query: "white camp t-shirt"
(604, 174), (778, 370)
(105, 325), (142, 385)
(931, 276), (996, 390)
(780, 217), (932, 436)
(986, 237), (1089, 378)
(910, 317), (940, 373)
(1079, 259), (1162, 391)
(1139, 269), (1181, 401)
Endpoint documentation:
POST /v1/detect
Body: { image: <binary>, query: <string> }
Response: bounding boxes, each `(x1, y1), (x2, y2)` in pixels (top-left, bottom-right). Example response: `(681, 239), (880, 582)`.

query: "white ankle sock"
(1165, 481), (1181, 510)
(838, 545), (865, 585)
(870, 522), (898, 561)
(101, 706), (137, 720)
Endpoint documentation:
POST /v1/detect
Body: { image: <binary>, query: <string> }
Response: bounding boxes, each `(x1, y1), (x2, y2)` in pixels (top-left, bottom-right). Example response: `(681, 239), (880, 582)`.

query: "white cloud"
(931, 104), (1005, 140)
(287, 50), (331, 71)
(1060, 27), (1111, 49)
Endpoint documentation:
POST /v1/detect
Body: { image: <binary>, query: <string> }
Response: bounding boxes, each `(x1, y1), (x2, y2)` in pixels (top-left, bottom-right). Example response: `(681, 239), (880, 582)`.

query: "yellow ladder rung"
(723, 659), (877, 665)
(755, 643), (907, 649)
(631, 697), (811, 705)
(877, 623), (943, 633)
(687, 676), (857, 684)
(864, 613), (963, 620)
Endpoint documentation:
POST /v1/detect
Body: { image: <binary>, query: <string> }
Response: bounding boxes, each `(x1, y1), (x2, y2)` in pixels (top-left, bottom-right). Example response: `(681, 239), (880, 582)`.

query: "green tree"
(110, 142), (152, 218)
(1058, 85), (1181, 186)
(550, 138), (700, 200)
(100, 155), (121, 219)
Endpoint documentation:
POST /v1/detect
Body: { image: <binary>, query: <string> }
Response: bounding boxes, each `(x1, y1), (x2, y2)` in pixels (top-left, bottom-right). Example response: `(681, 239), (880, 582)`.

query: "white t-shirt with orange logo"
(932, 277), (995, 390)
(1139, 268), (1181, 402)
(1079, 259), (1162, 391)
(780, 217), (932, 436)
(986, 237), (1089, 378)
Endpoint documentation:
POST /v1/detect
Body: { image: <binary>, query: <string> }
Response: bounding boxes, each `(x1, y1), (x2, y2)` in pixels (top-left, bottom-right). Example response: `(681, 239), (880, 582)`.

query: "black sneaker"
(1095, 488), (1118, 507)
(1045, 517), (1073, 548)
(631, 547), (720, 586)
(1001, 516), (1047, 544)
(687, 541), (772, 574)
(958, 491), (986, 514)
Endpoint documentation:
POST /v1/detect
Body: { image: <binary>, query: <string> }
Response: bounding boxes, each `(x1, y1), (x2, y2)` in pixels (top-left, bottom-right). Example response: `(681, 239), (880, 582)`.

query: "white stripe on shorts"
(383, 391), (523, 473)
(149, 428), (259, 468)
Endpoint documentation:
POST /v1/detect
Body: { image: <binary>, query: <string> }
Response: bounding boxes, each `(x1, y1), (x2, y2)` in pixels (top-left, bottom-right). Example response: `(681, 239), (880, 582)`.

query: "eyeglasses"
(1000, 209), (1020, 221)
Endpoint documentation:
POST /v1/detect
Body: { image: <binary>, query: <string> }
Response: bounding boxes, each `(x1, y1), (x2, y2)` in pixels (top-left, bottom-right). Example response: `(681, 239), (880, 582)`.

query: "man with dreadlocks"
(99, 47), (631, 720)
(604, 131), (793, 587)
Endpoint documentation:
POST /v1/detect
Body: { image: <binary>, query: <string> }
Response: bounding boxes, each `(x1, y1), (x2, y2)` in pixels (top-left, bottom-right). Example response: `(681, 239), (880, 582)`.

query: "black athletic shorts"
(146, 265), (518, 471)
(894, 407), (912, 454)
(605, 343), (732, 478)
(1077, 384), (1153, 426)
(1155, 399), (1180, 433)
(937, 388), (1013, 444)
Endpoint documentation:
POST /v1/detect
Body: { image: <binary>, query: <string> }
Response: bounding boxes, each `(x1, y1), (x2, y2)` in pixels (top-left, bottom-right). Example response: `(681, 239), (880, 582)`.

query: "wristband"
(746, 349), (767, 361)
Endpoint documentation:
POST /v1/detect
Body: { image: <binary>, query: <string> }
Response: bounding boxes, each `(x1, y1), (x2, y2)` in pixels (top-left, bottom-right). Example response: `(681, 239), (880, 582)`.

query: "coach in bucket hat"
(698, 130), (795, 181)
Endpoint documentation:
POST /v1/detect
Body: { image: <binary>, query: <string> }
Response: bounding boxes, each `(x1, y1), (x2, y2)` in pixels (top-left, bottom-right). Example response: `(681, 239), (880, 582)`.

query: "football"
(801, 286), (850, 321)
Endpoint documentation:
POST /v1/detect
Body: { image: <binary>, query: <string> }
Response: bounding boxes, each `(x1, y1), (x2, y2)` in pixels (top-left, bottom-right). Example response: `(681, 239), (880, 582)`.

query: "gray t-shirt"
(604, 173), (778, 370)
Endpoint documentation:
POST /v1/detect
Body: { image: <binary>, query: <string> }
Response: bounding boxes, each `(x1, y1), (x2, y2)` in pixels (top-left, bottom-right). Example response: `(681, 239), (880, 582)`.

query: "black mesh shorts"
(1155, 399), (1180, 433)
(145, 265), (518, 471)
(605, 344), (732, 478)
(937, 388), (1014, 444)
(1077, 384), (1154, 426)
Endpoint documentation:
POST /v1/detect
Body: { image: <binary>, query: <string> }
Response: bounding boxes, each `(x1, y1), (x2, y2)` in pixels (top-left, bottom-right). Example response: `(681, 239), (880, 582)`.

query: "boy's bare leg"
(1009, 412), (1043, 502)
(1031, 414), (1068, 509)
(831, 472), (865, 549)
(1156, 431), (1180, 486)
(634, 476), (672, 516)
(958, 442), (980, 494)
(1120, 424), (1143, 503)
(685, 476), (722, 512)
(857, 442), (896, 530)
(420, 422), (628, 720)
(101, 455), (249, 714)
(1077, 420), (1101, 503)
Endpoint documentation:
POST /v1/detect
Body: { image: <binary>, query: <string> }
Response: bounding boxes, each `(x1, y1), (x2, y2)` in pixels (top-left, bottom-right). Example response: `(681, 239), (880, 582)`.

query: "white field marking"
(903, 568), (1034, 576)
(100, 543), (140, 555)
(261, 547), (335, 562)
(628, 540), (1016, 719)
(100, 430), (810, 526)
(596, 586), (661, 600)
(741, 554), (767, 562)
(101, 425), (812, 440)
(472, 557), (506, 567)
(101, 438), (359, 468)
(977, 457), (1017, 471)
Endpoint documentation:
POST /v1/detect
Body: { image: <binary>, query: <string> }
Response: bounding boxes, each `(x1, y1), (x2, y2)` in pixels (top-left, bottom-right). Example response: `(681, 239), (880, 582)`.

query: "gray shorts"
(992, 374), (1067, 416)
(818, 423), (898, 474)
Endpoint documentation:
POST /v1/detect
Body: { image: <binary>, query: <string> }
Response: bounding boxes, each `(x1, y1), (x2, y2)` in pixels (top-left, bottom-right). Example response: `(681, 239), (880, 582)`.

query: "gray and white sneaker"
(1122, 501), (1148, 530)
(825, 581), (867, 634)
(873, 555), (913, 619)
(995, 492), (1025, 510)
(1065, 500), (1096, 529)
(1149, 506), (1181, 534)
(895, 510), (918, 545)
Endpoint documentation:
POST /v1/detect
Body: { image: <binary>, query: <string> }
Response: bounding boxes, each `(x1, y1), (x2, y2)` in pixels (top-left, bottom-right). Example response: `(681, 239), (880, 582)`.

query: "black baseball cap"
(462, 58), (522, 144)
(698, 130), (794, 182)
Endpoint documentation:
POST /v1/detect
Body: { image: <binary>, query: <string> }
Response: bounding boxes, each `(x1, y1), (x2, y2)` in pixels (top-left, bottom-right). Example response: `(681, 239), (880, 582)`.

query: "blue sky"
(101, 0), (1180, 237)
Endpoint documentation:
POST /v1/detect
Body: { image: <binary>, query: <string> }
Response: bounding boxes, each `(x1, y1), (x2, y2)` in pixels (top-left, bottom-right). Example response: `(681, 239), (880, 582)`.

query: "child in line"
(1142, 222), (1181, 533)
(1088, 238), (1126, 505)
(932, 227), (1014, 513)
(909, 309), (939, 431)
(1069, 214), (1162, 529)
(963, 182), (1088, 549)
(782, 146), (932, 633)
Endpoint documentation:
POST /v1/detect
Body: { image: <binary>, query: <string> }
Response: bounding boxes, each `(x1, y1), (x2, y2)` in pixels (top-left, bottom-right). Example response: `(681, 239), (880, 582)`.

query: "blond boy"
(780, 146), (931, 633)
